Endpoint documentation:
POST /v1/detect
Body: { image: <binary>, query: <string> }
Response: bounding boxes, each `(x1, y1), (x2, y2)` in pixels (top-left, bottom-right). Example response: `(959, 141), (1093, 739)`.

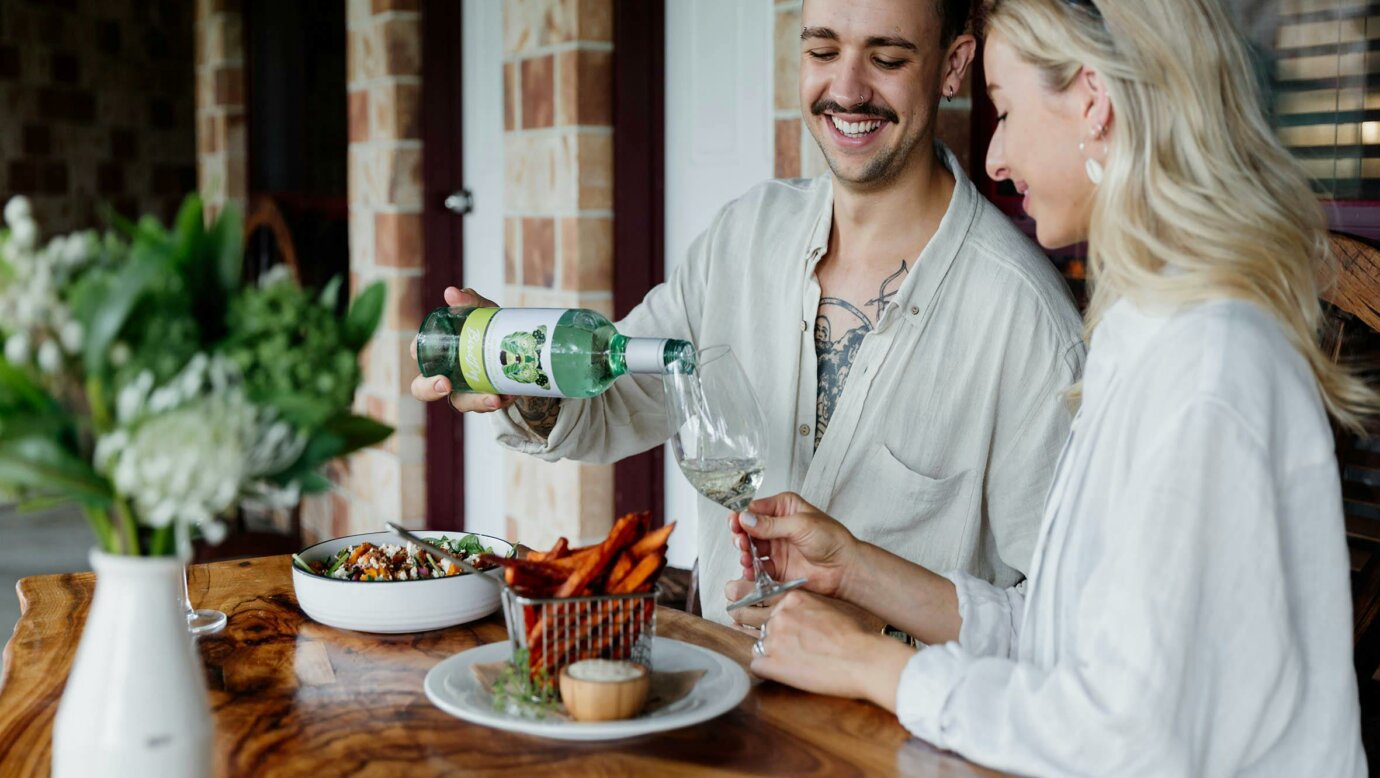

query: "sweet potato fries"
(480, 512), (673, 681)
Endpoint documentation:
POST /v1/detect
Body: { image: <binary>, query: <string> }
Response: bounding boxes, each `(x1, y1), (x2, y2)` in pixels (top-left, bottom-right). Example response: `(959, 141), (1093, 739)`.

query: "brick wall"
(502, 0), (616, 549)
(297, 0), (427, 544)
(0, 0), (196, 233)
(194, 0), (245, 221)
(770, 1), (972, 179)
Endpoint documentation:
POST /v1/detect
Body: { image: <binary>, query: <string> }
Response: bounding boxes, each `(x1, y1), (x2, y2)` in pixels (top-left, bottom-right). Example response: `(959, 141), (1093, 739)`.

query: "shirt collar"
(1084, 296), (1175, 394)
(802, 142), (981, 324)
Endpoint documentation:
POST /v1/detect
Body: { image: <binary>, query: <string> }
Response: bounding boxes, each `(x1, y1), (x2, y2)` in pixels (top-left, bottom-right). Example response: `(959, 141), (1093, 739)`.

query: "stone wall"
(300, 0), (428, 543)
(501, 0), (616, 549)
(194, 0), (244, 221)
(770, 1), (973, 179)
(0, 0), (196, 233)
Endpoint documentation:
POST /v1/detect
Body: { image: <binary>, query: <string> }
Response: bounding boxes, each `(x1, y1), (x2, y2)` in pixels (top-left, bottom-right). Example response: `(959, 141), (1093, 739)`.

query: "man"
(412, 0), (1084, 626)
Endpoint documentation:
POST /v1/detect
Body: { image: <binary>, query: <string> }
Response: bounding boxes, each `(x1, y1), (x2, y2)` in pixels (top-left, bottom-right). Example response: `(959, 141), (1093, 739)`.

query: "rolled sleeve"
(896, 641), (970, 747)
(947, 570), (1025, 659)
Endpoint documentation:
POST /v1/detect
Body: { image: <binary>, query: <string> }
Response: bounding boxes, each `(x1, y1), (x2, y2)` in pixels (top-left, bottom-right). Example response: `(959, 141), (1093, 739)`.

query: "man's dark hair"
(938, 0), (974, 45)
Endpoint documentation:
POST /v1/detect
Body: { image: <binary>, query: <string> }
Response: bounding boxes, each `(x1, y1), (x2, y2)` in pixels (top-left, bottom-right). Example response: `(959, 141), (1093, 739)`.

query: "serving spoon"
(385, 521), (506, 591)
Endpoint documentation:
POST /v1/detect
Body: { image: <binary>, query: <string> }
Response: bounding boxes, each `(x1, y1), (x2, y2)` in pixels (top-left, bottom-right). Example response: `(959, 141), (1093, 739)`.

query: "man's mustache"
(810, 98), (899, 124)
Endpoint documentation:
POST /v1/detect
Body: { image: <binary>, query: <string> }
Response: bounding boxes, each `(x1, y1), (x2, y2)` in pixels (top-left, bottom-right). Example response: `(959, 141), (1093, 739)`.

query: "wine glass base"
(187, 608), (227, 635)
(726, 577), (808, 611)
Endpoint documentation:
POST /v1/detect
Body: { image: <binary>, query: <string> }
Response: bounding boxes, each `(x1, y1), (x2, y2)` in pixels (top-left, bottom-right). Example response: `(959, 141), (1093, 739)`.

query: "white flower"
(59, 320), (82, 353)
(200, 520), (228, 545)
(258, 264), (292, 289)
(62, 232), (92, 265)
(3, 196), (31, 227)
(8, 219), (36, 251)
(36, 339), (61, 374)
(100, 392), (254, 529)
(110, 341), (131, 368)
(4, 333), (29, 364)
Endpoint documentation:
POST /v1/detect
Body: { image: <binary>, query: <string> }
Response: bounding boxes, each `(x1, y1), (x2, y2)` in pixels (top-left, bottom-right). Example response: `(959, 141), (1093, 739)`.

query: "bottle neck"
(611, 335), (692, 375)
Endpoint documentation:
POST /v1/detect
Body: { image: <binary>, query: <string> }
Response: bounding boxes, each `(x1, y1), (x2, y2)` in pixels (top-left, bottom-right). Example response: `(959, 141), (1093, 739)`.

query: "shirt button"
(800, 320), (808, 332)
(799, 424), (811, 437)
(910, 305), (920, 315)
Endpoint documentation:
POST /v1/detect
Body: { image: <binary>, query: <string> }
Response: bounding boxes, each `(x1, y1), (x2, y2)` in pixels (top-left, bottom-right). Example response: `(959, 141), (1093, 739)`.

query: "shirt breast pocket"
(855, 443), (971, 528)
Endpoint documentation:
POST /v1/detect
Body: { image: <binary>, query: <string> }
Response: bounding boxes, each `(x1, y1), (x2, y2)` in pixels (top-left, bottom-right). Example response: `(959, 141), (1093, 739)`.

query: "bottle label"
(458, 308), (567, 397)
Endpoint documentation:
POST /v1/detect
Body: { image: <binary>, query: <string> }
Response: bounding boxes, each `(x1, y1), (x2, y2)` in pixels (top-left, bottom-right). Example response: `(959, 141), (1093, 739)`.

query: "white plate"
(424, 637), (750, 741)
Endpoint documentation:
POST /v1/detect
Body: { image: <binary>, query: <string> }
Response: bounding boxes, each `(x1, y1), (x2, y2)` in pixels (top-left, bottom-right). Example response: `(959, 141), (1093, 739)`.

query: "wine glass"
(183, 565), (226, 635)
(663, 345), (806, 610)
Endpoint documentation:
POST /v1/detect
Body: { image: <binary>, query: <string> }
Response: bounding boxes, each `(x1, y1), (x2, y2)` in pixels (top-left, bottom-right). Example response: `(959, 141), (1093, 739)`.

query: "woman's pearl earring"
(1080, 124), (1106, 184)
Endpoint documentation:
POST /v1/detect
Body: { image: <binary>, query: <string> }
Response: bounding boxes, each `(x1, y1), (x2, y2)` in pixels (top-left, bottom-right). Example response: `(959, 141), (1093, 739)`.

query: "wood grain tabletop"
(0, 555), (1012, 777)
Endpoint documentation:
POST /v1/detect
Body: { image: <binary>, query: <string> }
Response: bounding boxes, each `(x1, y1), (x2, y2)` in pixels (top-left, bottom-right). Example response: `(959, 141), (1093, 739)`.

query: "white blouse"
(897, 298), (1367, 777)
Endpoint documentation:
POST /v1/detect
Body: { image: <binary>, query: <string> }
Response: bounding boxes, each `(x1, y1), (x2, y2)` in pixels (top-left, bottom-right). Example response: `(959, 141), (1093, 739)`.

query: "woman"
(729, 0), (1376, 775)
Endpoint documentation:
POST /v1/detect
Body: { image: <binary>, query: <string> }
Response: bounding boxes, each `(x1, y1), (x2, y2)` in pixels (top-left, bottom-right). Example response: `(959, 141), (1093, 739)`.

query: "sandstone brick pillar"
(502, 0), (616, 549)
(301, 0), (427, 543)
(194, 0), (247, 221)
(771, 1), (973, 178)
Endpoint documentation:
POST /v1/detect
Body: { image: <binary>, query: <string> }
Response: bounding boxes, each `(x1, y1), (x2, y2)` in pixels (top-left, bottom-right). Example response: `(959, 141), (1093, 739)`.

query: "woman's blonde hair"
(982, 0), (1378, 430)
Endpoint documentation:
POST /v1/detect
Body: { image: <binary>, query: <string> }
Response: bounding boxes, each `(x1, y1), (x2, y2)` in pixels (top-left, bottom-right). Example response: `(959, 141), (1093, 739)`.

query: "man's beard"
(808, 97), (922, 188)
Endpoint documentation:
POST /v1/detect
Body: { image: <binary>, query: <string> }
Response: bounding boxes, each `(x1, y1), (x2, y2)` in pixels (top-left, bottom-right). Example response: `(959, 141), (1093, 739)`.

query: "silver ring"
(752, 639), (766, 658)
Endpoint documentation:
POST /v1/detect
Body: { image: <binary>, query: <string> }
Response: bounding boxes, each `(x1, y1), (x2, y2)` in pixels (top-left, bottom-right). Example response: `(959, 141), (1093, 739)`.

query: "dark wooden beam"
(421, 0), (466, 531)
(612, 0), (667, 526)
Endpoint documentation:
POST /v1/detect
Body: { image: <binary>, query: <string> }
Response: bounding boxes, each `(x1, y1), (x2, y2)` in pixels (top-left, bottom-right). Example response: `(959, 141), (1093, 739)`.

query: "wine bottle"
(416, 307), (696, 399)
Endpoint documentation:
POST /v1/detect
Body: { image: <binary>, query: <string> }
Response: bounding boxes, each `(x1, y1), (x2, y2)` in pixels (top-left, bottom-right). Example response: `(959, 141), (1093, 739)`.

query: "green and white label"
(458, 308), (566, 397)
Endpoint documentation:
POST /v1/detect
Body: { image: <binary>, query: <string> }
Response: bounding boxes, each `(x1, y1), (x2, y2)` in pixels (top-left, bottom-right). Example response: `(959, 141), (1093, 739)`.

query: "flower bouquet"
(0, 194), (391, 555)
(0, 193), (393, 777)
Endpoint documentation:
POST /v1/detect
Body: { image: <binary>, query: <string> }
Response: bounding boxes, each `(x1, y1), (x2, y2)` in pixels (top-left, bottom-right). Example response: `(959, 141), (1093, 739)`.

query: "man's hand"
(409, 287), (515, 413)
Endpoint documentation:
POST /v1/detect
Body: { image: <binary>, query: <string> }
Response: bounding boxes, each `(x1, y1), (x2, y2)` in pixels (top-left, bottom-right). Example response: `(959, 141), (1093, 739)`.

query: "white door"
(459, 0), (506, 541)
(663, 0), (774, 568)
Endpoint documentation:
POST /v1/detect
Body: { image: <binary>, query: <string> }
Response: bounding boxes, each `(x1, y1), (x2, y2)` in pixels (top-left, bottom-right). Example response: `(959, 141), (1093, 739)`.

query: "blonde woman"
(725, 0), (1376, 774)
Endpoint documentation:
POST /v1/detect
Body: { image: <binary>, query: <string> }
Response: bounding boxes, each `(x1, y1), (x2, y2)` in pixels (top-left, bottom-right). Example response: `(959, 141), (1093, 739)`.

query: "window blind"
(1272, 1), (1380, 198)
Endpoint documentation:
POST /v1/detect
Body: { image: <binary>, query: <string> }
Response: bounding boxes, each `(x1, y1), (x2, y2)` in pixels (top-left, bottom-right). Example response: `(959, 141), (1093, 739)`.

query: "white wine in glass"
(664, 346), (806, 610)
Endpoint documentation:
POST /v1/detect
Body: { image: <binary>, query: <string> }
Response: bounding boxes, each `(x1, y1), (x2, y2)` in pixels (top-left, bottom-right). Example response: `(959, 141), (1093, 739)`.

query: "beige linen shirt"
(495, 145), (1086, 625)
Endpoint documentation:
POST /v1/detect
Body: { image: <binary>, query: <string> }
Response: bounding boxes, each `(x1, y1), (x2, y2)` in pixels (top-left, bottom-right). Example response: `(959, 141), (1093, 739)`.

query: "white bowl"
(291, 530), (512, 634)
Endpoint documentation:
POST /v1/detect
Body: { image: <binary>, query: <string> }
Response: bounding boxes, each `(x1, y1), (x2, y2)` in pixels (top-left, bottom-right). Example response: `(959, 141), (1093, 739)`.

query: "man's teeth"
(830, 116), (883, 137)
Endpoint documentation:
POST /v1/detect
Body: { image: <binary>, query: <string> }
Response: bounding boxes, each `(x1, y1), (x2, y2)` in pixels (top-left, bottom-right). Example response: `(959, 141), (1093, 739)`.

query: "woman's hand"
(751, 591), (914, 712)
(409, 286), (515, 413)
(725, 491), (858, 608)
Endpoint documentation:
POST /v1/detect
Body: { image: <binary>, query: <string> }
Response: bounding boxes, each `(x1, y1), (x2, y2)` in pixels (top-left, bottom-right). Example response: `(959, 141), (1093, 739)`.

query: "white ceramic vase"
(51, 550), (212, 778)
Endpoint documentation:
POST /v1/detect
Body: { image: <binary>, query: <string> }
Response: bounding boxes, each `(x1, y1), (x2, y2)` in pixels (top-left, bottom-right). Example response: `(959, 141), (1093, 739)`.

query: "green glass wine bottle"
(416, 307), (696, 399)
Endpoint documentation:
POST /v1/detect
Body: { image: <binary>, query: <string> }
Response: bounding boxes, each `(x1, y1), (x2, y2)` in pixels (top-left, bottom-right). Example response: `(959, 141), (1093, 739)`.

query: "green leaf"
(0, 357), (56, 413)
(343, 282), (386, 351)
(0, 412), (70, 443)
(272, 429), (345, 487)
(259, 393), (335, 429)
(323, 412), (393, 457)
(172, 195), (205, 264)
(298, 472), (333, 493)
(16, 495), (74, 513)
(80, 242), (167, 376)
(0, 437), (112, 505)
(208, 201), (243, 294)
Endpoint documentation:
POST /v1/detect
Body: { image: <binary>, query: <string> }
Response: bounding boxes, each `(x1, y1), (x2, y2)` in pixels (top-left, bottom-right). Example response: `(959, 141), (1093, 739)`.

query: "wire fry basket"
(501, 587), (657, 687)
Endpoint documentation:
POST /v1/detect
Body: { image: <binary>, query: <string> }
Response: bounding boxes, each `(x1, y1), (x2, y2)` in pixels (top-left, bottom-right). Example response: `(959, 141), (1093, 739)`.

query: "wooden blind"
(1273, 1), (1380, 198)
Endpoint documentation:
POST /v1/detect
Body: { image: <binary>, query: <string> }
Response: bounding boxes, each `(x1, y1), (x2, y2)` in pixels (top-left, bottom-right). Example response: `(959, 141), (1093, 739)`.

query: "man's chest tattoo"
(814, 261), (909, 449)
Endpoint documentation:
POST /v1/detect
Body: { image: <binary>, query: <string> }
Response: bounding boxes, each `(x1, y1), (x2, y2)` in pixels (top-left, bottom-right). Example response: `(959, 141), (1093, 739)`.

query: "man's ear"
(941, 34), (978, 98)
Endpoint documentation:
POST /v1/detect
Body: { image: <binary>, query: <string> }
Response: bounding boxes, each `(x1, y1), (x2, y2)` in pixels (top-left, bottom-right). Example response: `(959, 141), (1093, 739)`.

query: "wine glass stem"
(743, 513), (774, 587)
(182, 565), (195, 616)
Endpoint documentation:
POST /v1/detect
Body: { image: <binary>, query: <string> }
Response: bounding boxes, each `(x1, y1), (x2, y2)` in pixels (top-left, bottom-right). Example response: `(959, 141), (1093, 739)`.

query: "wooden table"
(0, 556), (1010, 777)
